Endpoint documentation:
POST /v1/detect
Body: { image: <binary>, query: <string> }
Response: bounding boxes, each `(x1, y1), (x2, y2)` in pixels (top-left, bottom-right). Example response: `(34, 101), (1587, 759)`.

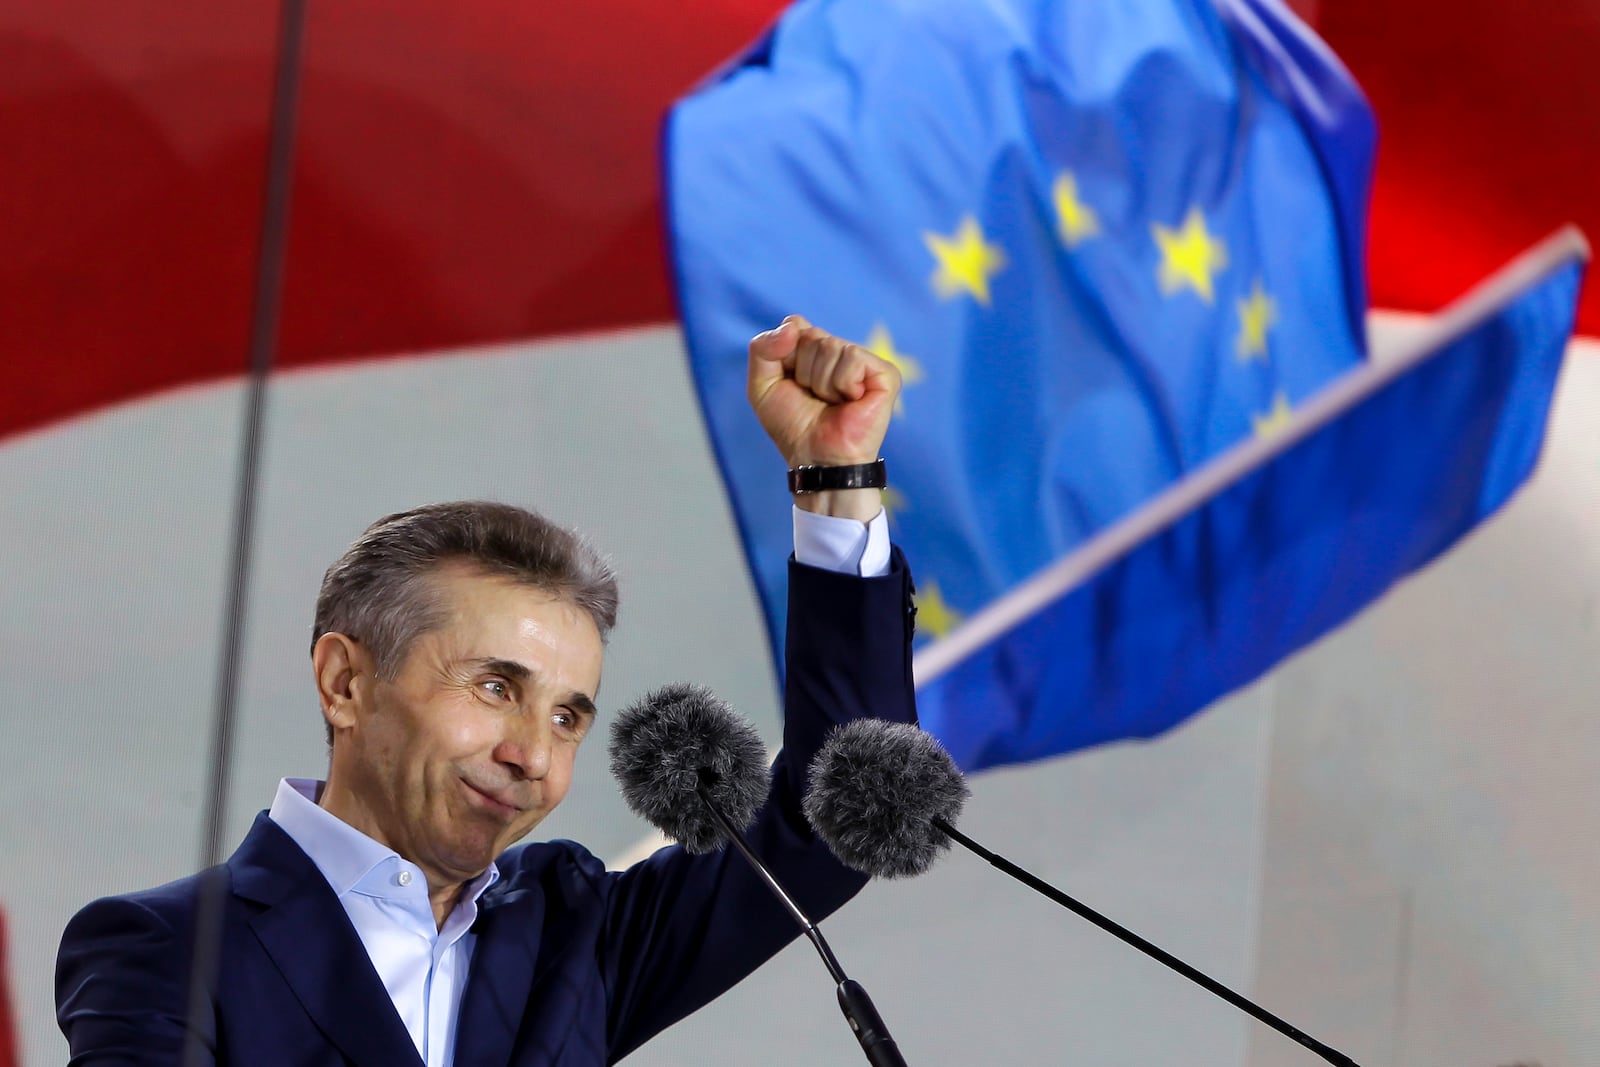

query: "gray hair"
(313, 500), (619, 706)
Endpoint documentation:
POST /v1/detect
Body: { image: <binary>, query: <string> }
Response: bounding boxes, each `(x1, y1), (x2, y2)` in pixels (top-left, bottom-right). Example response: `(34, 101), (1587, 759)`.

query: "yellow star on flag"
(1053, 171), (1100, 248)
(1152, 207), (1228, 303)
(924, 216), (1006, 305)
(914, 579), (964, 641)
(865, 323), (924, 415)
(1251, 391), (1293, 438)
(881, 486), (909, 526)
(1235, 280), (1277, 362)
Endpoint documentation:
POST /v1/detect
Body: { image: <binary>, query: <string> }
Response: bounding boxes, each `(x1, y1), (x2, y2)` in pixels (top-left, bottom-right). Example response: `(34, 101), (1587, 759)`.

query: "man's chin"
(498, 813), (547, 851)
(441, 821), (543, 876)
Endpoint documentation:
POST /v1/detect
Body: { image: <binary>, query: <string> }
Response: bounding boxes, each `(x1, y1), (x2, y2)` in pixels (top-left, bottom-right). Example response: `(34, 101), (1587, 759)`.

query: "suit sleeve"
(56, 894), (214, 1066)
(599, 547), (917, 1061)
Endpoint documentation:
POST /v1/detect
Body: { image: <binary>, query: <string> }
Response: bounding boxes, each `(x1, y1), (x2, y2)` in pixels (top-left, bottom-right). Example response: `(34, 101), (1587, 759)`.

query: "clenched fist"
(747, 316), (901, 521)
(746, 315), (900, 468)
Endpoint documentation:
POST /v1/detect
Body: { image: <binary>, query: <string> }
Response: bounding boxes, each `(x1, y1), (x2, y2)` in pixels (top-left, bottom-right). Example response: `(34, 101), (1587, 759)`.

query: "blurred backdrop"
(1, 2), (1597, 1065)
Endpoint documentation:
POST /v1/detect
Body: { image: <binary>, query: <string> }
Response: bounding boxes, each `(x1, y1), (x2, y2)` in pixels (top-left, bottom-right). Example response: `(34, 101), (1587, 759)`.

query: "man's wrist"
(792, 486), (883, 522)
(788, 457), (885, 523)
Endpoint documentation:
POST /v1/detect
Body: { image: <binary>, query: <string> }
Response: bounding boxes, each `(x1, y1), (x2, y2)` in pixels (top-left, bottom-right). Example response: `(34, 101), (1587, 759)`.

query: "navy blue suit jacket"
(57, 553), (917, 1065)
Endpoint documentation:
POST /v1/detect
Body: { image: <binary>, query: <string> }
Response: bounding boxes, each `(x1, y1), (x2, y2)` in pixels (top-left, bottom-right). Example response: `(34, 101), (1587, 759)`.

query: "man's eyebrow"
(473, 657), (532, 681)
(566, 693), (599, 721)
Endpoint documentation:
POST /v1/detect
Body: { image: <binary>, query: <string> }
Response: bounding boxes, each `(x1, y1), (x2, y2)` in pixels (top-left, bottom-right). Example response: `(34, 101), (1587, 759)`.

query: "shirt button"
(397, 870), (412, 886)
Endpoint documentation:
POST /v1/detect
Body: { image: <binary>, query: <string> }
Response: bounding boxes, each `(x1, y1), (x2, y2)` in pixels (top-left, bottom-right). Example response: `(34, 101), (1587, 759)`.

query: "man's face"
(333, 563), (604, 885)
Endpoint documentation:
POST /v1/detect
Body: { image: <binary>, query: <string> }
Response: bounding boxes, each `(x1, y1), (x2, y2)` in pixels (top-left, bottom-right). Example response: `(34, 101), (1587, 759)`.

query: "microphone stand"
(933, 817), (1360, 1067)
(697, 773), (909, 1067)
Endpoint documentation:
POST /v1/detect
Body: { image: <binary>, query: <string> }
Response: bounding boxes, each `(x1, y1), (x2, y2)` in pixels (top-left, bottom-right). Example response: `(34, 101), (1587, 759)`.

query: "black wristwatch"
(787, 458), (888, 495)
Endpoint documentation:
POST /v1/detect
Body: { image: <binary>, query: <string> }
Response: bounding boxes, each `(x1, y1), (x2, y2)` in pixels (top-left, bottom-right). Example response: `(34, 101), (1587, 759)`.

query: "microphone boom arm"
(696, 775), (909, 1067)
(932, 817), (1360, 1067)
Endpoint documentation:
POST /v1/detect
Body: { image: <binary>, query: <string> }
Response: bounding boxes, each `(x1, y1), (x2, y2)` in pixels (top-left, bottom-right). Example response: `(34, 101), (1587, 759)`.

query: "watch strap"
(787, 459), (888, 494)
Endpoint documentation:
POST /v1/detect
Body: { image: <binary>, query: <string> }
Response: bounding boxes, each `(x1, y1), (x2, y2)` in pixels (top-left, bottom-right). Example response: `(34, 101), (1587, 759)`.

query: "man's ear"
(312, 632), (371, 736)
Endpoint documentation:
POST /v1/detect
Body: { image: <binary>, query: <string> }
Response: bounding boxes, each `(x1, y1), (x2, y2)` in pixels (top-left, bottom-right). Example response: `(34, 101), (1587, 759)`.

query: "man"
(55, 318), (916, 1065)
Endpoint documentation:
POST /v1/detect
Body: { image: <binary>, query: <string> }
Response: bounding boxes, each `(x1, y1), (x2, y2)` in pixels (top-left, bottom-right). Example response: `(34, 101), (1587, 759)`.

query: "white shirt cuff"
(792, 505), (891, 577)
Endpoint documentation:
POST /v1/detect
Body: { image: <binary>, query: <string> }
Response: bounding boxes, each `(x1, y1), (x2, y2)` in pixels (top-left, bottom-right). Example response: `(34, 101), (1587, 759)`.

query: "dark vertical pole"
(182, 2), (308, 1062)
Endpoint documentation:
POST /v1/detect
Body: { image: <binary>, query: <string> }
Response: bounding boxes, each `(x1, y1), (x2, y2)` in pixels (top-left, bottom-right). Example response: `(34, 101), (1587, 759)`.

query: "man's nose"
(495, 714), (552, 781)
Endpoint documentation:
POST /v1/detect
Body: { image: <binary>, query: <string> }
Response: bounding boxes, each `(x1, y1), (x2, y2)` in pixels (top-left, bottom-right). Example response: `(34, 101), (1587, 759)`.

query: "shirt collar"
(267, 777), (501, 902)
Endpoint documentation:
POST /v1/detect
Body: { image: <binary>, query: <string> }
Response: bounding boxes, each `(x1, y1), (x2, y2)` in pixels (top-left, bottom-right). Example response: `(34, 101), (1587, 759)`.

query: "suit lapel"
(455, 877), (546, 1065)
(231, 816), (424, 1067)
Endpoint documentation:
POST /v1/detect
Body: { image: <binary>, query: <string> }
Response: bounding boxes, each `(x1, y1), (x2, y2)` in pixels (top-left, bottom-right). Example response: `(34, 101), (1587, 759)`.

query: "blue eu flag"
(665, 0), (1584, 769)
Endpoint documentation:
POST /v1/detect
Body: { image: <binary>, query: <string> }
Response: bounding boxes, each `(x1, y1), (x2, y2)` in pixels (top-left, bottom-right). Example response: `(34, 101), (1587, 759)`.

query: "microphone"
(608, 681), (770, 854)
(804, 720), (1362, 1067)
(609, 685), (910, 1067)
(800, 716), (970, 878)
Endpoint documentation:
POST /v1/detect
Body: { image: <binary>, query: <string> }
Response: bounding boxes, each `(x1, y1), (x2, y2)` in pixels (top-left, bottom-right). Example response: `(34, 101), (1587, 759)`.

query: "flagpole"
(183, 3), (308, 1064)
(911, 226), (1590, 690)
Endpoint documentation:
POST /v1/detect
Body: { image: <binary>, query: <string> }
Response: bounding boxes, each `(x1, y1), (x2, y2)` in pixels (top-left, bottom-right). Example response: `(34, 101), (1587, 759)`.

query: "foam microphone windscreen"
(803, 719), (970, 878)
(609, 682), (771, 854)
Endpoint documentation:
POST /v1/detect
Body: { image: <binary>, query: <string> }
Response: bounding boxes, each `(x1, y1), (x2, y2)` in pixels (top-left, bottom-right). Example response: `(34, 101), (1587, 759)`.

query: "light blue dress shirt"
(269, 778), (496, 1066)
(268, 505), (887, 1065)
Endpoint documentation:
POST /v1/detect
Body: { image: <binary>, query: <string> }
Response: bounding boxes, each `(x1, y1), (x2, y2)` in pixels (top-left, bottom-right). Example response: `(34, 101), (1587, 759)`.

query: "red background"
(0, 0), (1593, 440)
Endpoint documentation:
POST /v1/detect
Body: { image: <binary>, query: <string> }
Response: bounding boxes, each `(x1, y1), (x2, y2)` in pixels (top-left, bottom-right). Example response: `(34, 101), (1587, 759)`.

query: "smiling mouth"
(462, 779), (524, 816)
